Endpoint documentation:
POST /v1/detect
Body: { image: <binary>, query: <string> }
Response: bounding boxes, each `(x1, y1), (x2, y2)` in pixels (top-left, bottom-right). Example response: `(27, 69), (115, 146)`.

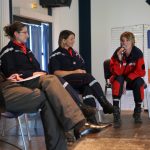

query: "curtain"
(25, 25), (30, 48)
(30, 25), (42, 67)
(42, 24), (49, 71)
(23, 22), (51, 72)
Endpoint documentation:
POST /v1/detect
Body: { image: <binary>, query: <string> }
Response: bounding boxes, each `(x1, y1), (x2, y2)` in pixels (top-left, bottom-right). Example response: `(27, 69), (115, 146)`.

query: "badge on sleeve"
(73, 61), (76, 65)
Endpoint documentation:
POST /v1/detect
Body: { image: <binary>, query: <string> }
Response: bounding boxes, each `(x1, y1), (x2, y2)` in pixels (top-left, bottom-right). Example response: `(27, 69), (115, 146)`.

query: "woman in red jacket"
(110, 31), (146, 128)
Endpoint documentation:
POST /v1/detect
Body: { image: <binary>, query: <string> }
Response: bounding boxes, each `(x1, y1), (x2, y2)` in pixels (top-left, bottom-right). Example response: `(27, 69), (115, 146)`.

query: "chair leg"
(18, 115), (27, 150)
(97, 110), (102, 123)
(146, 87), (150, 118)
(120, 99), (121, 111)
(24, 114), (31, 141)
(34, 117), (38, 130)
(1, 117), (6, 136)
(34, 109), (41, 129)
(94, 98), (104, 123)
(105, 86), (107, 96)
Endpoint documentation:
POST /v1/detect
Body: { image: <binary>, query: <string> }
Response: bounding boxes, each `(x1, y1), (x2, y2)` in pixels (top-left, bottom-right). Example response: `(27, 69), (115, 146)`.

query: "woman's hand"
(7, 74), (23, 81)
(54, 69), (86, 77)
(117, 47), (125, 61)
(33, 72), (46, 76)
(75, 69), (86, 74)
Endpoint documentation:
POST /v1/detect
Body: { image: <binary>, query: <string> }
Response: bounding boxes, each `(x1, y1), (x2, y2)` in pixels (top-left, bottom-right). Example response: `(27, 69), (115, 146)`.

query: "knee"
(133, 78), (144, 87)
(115, 76), (124, 84)
(40, 75), (59, 85)
(85, 73), (95, 82)
(116, 75), (124, 81)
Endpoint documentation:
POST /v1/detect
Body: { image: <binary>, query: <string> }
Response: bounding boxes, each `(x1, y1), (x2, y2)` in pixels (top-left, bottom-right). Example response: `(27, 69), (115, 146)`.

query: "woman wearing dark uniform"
(49, 30), (113, 114)
(0, 70), (102, 150)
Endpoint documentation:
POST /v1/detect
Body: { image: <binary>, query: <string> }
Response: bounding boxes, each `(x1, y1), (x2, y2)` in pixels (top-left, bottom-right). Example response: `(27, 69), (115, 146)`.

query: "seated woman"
(110, 31), (146, 128)
(48, 30), (113, 114)
(0, 70), (101, 150)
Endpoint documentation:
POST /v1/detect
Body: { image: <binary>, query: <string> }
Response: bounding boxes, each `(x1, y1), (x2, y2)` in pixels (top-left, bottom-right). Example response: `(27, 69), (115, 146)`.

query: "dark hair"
(3, 21), (26, 40)
(58, 30), (75, 47)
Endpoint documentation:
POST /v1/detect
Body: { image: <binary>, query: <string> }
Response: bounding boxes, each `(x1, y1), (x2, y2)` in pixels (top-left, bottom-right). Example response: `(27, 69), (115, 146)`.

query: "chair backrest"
(103, 59), (112, 81)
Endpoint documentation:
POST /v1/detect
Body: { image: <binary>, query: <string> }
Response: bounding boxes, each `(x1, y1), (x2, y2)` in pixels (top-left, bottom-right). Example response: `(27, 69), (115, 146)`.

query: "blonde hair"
(120, 31), (135, 46)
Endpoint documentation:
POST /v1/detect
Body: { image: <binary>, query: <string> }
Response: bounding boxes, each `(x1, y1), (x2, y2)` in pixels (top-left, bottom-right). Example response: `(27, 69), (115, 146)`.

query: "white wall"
(52, 0), (79, 51)
(0, 0), (10, 49)
(12, 0), (48, 15)
(12, 0), (53, 22)
(91, 0), (150, 88)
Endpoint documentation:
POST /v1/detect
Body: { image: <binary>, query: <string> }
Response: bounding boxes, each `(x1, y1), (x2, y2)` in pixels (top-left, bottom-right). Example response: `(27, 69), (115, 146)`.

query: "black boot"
(113, 106), (121, 128)
(86, 114), (98, 125)
(133, 107), (142, 123)
(79, 103), (96, 118)
(100, 96), (113, 114)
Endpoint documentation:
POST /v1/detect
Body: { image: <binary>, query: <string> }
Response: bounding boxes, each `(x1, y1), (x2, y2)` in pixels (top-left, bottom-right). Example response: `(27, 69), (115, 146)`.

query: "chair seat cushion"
(1, 112), (23, 118)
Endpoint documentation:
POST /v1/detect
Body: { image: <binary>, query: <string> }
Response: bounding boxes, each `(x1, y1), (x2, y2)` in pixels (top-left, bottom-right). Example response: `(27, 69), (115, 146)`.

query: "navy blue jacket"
(49, 47), (85, 74)
(0, 41), (42, 78)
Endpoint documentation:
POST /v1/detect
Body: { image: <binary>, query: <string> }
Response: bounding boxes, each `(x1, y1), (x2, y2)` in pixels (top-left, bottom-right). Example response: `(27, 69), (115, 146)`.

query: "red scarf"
(13, 40), (27, 54)
(68, 48), (73, 57)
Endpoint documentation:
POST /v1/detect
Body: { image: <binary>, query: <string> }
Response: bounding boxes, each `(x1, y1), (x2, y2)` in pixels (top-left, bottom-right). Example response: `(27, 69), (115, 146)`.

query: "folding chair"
(1, 112), (31, 150)
(103, 59), (112, 96)
(0, 88), (31, 150)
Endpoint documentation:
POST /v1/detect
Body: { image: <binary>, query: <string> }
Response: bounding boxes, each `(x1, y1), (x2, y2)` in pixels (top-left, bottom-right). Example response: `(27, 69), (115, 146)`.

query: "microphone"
(121, 46), (126, 55)
(121, 49), (126, 55)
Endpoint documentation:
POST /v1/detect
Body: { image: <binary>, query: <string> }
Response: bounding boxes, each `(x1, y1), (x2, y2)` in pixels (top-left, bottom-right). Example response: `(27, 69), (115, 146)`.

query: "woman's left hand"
(33, 72), (46, 76)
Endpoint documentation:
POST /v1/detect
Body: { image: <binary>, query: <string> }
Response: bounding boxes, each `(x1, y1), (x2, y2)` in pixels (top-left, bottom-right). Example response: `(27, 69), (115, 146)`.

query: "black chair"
(103, 59), (112, 96)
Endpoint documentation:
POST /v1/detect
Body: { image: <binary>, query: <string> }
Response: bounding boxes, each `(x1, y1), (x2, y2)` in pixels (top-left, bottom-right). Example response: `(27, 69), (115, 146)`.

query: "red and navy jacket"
(0, 41), (42, 78)
(49, 47), (85, 74)
(110, 46), (146, 83)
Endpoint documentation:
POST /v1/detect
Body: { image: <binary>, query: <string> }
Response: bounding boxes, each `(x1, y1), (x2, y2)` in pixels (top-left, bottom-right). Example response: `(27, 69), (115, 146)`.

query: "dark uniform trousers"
(56, 76), (94, 107)
(112, 75), (145, 103)
(63, 73), (105, 107)
(1, 75), (85, 150)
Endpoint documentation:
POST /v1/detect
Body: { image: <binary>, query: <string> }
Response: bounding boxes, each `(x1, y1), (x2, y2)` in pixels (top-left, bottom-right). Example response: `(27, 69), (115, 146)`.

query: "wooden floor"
(0, 111), (150, 150)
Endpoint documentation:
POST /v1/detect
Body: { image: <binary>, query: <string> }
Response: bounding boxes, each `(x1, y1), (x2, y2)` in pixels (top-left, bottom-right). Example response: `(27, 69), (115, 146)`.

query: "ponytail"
(3, 21), (26, 40)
